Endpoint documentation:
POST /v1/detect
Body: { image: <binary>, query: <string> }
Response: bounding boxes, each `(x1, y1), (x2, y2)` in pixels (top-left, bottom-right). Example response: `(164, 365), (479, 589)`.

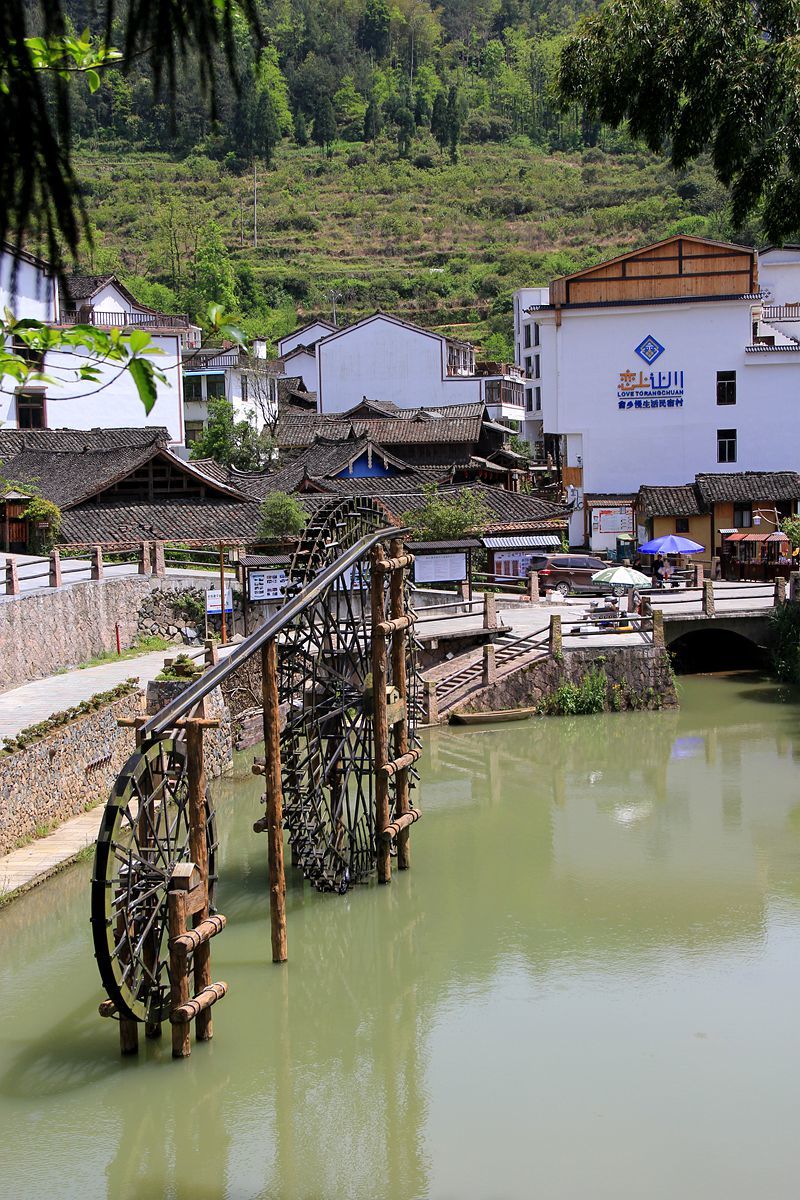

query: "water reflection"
(2, 675), (800, 1198)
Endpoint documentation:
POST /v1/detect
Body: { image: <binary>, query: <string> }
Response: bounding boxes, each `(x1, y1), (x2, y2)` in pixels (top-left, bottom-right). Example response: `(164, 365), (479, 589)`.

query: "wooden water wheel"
(277, 497), (420, 892)
(91, 738), (217, 1024)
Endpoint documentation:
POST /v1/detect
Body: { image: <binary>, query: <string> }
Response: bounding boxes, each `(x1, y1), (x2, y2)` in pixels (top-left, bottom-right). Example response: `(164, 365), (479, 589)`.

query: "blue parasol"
(638, 534), (704, 555)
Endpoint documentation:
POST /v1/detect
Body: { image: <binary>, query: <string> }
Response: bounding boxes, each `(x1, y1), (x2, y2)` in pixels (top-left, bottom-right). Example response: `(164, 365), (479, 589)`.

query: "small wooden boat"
(449, 707), (537, 725)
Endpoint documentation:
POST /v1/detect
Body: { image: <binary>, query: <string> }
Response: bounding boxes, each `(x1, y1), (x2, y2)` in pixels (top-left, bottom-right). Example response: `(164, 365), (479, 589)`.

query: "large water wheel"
(278, 497), (420, 892)
(91, 498), (419, 1026)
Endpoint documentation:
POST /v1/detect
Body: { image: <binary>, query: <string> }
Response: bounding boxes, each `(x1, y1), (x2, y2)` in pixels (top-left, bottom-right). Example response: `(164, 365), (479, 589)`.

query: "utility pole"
(240, 193), (244, 247)
(253, 160), (258, 249)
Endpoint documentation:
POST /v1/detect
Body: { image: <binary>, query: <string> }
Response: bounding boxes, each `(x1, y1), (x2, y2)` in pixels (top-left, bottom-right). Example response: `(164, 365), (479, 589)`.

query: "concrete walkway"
(0, 642), (238, 900)
(0, 649), (172, 739)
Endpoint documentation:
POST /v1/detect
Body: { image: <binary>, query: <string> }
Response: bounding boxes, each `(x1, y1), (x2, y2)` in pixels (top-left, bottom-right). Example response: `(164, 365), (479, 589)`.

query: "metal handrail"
(142, 523), (406, 737)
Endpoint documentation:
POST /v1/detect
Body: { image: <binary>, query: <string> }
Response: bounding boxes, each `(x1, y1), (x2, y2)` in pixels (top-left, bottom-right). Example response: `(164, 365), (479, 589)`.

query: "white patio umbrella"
(591, 565), (652, 590)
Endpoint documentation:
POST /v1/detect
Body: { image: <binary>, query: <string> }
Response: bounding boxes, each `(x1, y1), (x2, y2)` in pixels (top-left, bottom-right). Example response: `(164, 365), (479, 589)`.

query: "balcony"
(61, 308), (191, 330)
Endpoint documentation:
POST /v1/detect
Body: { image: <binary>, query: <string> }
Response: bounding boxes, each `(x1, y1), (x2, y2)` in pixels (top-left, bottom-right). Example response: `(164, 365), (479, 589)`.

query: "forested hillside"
(64, 0), (749, 351)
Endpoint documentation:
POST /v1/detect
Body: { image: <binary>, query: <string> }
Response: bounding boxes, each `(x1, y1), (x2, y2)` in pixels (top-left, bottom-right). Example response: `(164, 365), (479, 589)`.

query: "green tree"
(558, 0), (800, 240)
(258, 491), (308, 538)
(431, 91), (449, 154)
(781, 516), (800, 551)
(358, 0), (392, 58)
(188, 223), (238, 317)
(363, 96), (382, 141)
(396, 106), (416, 156)
(446, 86), (462, 162)
(312, 94), (337, 156)
(293, 110), (309, 146)
(255, 90), (281, 166)
(403, 484), (489, 540)
(189, 398), (273, 470)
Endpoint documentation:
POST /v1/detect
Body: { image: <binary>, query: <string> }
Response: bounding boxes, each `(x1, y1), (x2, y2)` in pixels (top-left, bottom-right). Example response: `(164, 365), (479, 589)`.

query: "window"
(717, 370), (736, 405)
(240, 375), (248, 405)
(534, 386), (541, 412)
(533, 322), (540, 347)
(533, 354), (540, 380)
(675, 518), (689, 534)
(733, 504), (752, 528)
(16, 391), (45, 429)
(524, 356), (532, 378)
(717, 428), (737, 463)
(184, 375), (203, 403)
(206, 373), (226, 400)
(524, 324), (531, 349)
(185, 420), (205, 446)
(525, 387), (533, 412)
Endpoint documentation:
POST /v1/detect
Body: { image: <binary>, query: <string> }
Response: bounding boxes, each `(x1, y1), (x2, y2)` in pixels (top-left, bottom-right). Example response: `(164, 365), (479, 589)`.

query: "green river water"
(2, 673), (800, 1199)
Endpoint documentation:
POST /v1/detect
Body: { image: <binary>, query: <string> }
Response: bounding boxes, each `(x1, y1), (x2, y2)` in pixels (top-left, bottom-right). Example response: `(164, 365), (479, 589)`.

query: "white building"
(279, 312), (526, 427)
(182, 340), (279, 445)
(1, 248), (195, 446)
(514, 236), (800, 546)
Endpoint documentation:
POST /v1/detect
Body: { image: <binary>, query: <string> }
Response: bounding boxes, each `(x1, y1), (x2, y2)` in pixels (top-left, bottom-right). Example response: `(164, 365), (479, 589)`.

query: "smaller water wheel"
(91, 738), (217, 1024)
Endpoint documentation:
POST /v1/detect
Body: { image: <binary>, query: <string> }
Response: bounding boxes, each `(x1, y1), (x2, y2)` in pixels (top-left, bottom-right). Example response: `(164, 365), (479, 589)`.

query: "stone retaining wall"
(0, 574), (230, 691)
(0, 693), (141, 855)
(457, 645), (678, 717)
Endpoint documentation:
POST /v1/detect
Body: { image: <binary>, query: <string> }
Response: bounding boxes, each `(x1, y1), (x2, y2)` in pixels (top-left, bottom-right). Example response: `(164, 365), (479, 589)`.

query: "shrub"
(539, 668), (609, 716)
(259, 491), (308, 539)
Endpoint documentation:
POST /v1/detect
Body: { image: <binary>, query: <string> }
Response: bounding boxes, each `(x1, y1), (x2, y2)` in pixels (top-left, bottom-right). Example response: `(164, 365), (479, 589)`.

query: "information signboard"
(205, 585), (234, 614)
(248, 569), (288, 602)
(414, 552), (467, 584)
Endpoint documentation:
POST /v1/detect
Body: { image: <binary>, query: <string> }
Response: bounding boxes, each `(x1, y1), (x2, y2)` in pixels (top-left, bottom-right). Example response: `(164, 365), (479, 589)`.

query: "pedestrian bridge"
(650, 581), (778, 652)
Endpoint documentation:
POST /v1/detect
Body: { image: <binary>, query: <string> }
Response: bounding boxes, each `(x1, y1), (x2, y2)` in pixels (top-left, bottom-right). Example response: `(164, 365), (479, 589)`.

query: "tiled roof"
(379, 483), (568, 533)
(637, 484), (701, 518)
(63, 274), (116, 303)
(59, 493), (332, 546)
(276, 414), (485, 448)
(695, 471), (800, 504)
(0, 427), (169, 454)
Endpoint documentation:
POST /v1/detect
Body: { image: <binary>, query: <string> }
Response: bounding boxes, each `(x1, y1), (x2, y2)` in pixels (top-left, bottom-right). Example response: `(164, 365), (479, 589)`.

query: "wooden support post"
(528, 571), (539, 603)
(168, 882), (192, 1058)
(482, 642), (496, 687)
(48, 548), (62, 589)
(119, 1018), (139, 1056)
(138, 540), (151, 576)
(389, 537), (411, 870)
(185, 719), (213, 1039)
(483, 590), (496, 630)
(90, 544), (104, 581)
(219, 543), (228, 645)
(652, 608), (665, 648)
(371, 543), (391, 884)
(775, 576), (787, 606)
(5, 557), (19, 596)
(548, 613), (562, 656)
(152, 540), (166, 578)
(261, 639), (287, 961)
(204, 637), (219, 667)
(702, 579), (715, 616)
(424, 678), (439, 725)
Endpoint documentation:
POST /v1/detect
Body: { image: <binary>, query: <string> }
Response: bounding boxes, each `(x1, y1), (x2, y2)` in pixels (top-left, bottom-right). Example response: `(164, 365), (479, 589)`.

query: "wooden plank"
(371, 543), (391, 884)
(261, 640), (287, 962)
(186, 719), (213, 1042)
(389, 536), (411, 871)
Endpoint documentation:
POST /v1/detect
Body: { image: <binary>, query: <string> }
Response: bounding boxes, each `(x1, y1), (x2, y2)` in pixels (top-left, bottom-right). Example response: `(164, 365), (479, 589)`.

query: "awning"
(767, 532), (789, 542)
(742, 532), (772, 542)
(718, 528), (738, 534)
(482, 535), (562, 550)
(724, 533), (748, 542)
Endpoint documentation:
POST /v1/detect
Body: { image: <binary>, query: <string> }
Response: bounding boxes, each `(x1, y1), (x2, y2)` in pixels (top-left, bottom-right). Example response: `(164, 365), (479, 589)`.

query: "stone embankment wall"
(0, 682), (233, 857)
(0, 693), (141, 855)
(139, 585), (245, 643)
(458, 645), (678, 717)
(0, 574), (239, 691)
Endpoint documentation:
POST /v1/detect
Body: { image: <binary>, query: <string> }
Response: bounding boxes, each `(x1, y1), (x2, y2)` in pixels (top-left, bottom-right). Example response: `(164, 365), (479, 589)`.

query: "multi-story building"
(278, 312), (526, 427)
(181, 340), (279, 446)
(513, 236), (800, 545)
(1, 246), (196, 445)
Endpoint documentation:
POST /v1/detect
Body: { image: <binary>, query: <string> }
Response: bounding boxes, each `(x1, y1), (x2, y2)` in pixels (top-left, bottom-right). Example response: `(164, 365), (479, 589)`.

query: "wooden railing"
(61, 309), (190, 329)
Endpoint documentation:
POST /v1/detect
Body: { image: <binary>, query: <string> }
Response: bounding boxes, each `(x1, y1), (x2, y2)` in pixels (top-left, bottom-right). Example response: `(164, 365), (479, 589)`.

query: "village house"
(181, 341), (281, 446)
(514, 236), (800, 546)
(277, 312), (526, 428)
(1, 244), (196, 446)
(636, 471), (800, 574)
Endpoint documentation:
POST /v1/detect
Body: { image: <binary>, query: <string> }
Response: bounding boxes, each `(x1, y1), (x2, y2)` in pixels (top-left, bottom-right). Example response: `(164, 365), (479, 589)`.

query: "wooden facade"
(549, 237), (757, 308)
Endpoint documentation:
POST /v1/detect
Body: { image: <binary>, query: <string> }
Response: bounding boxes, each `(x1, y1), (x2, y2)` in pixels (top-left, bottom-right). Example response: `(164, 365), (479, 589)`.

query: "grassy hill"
(75, 135), (733, 351)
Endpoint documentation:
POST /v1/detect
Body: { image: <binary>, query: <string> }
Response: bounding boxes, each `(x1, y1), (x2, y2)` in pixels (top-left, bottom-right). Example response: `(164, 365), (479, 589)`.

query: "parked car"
(526, 553), (620, 597)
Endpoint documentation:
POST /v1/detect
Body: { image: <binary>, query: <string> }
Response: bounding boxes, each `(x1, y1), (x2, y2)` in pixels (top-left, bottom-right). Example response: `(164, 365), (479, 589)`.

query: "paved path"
(0, 807), (101, 898)
(0, 649), (172, 739)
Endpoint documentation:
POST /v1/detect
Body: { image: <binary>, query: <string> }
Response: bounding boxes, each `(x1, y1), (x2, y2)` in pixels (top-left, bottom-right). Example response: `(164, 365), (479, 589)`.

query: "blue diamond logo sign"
(635, 335), (665, 365)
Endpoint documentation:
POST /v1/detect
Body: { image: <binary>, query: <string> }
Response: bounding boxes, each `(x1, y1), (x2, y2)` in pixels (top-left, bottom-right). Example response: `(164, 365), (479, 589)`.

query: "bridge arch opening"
(669, 629), (765, 674)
